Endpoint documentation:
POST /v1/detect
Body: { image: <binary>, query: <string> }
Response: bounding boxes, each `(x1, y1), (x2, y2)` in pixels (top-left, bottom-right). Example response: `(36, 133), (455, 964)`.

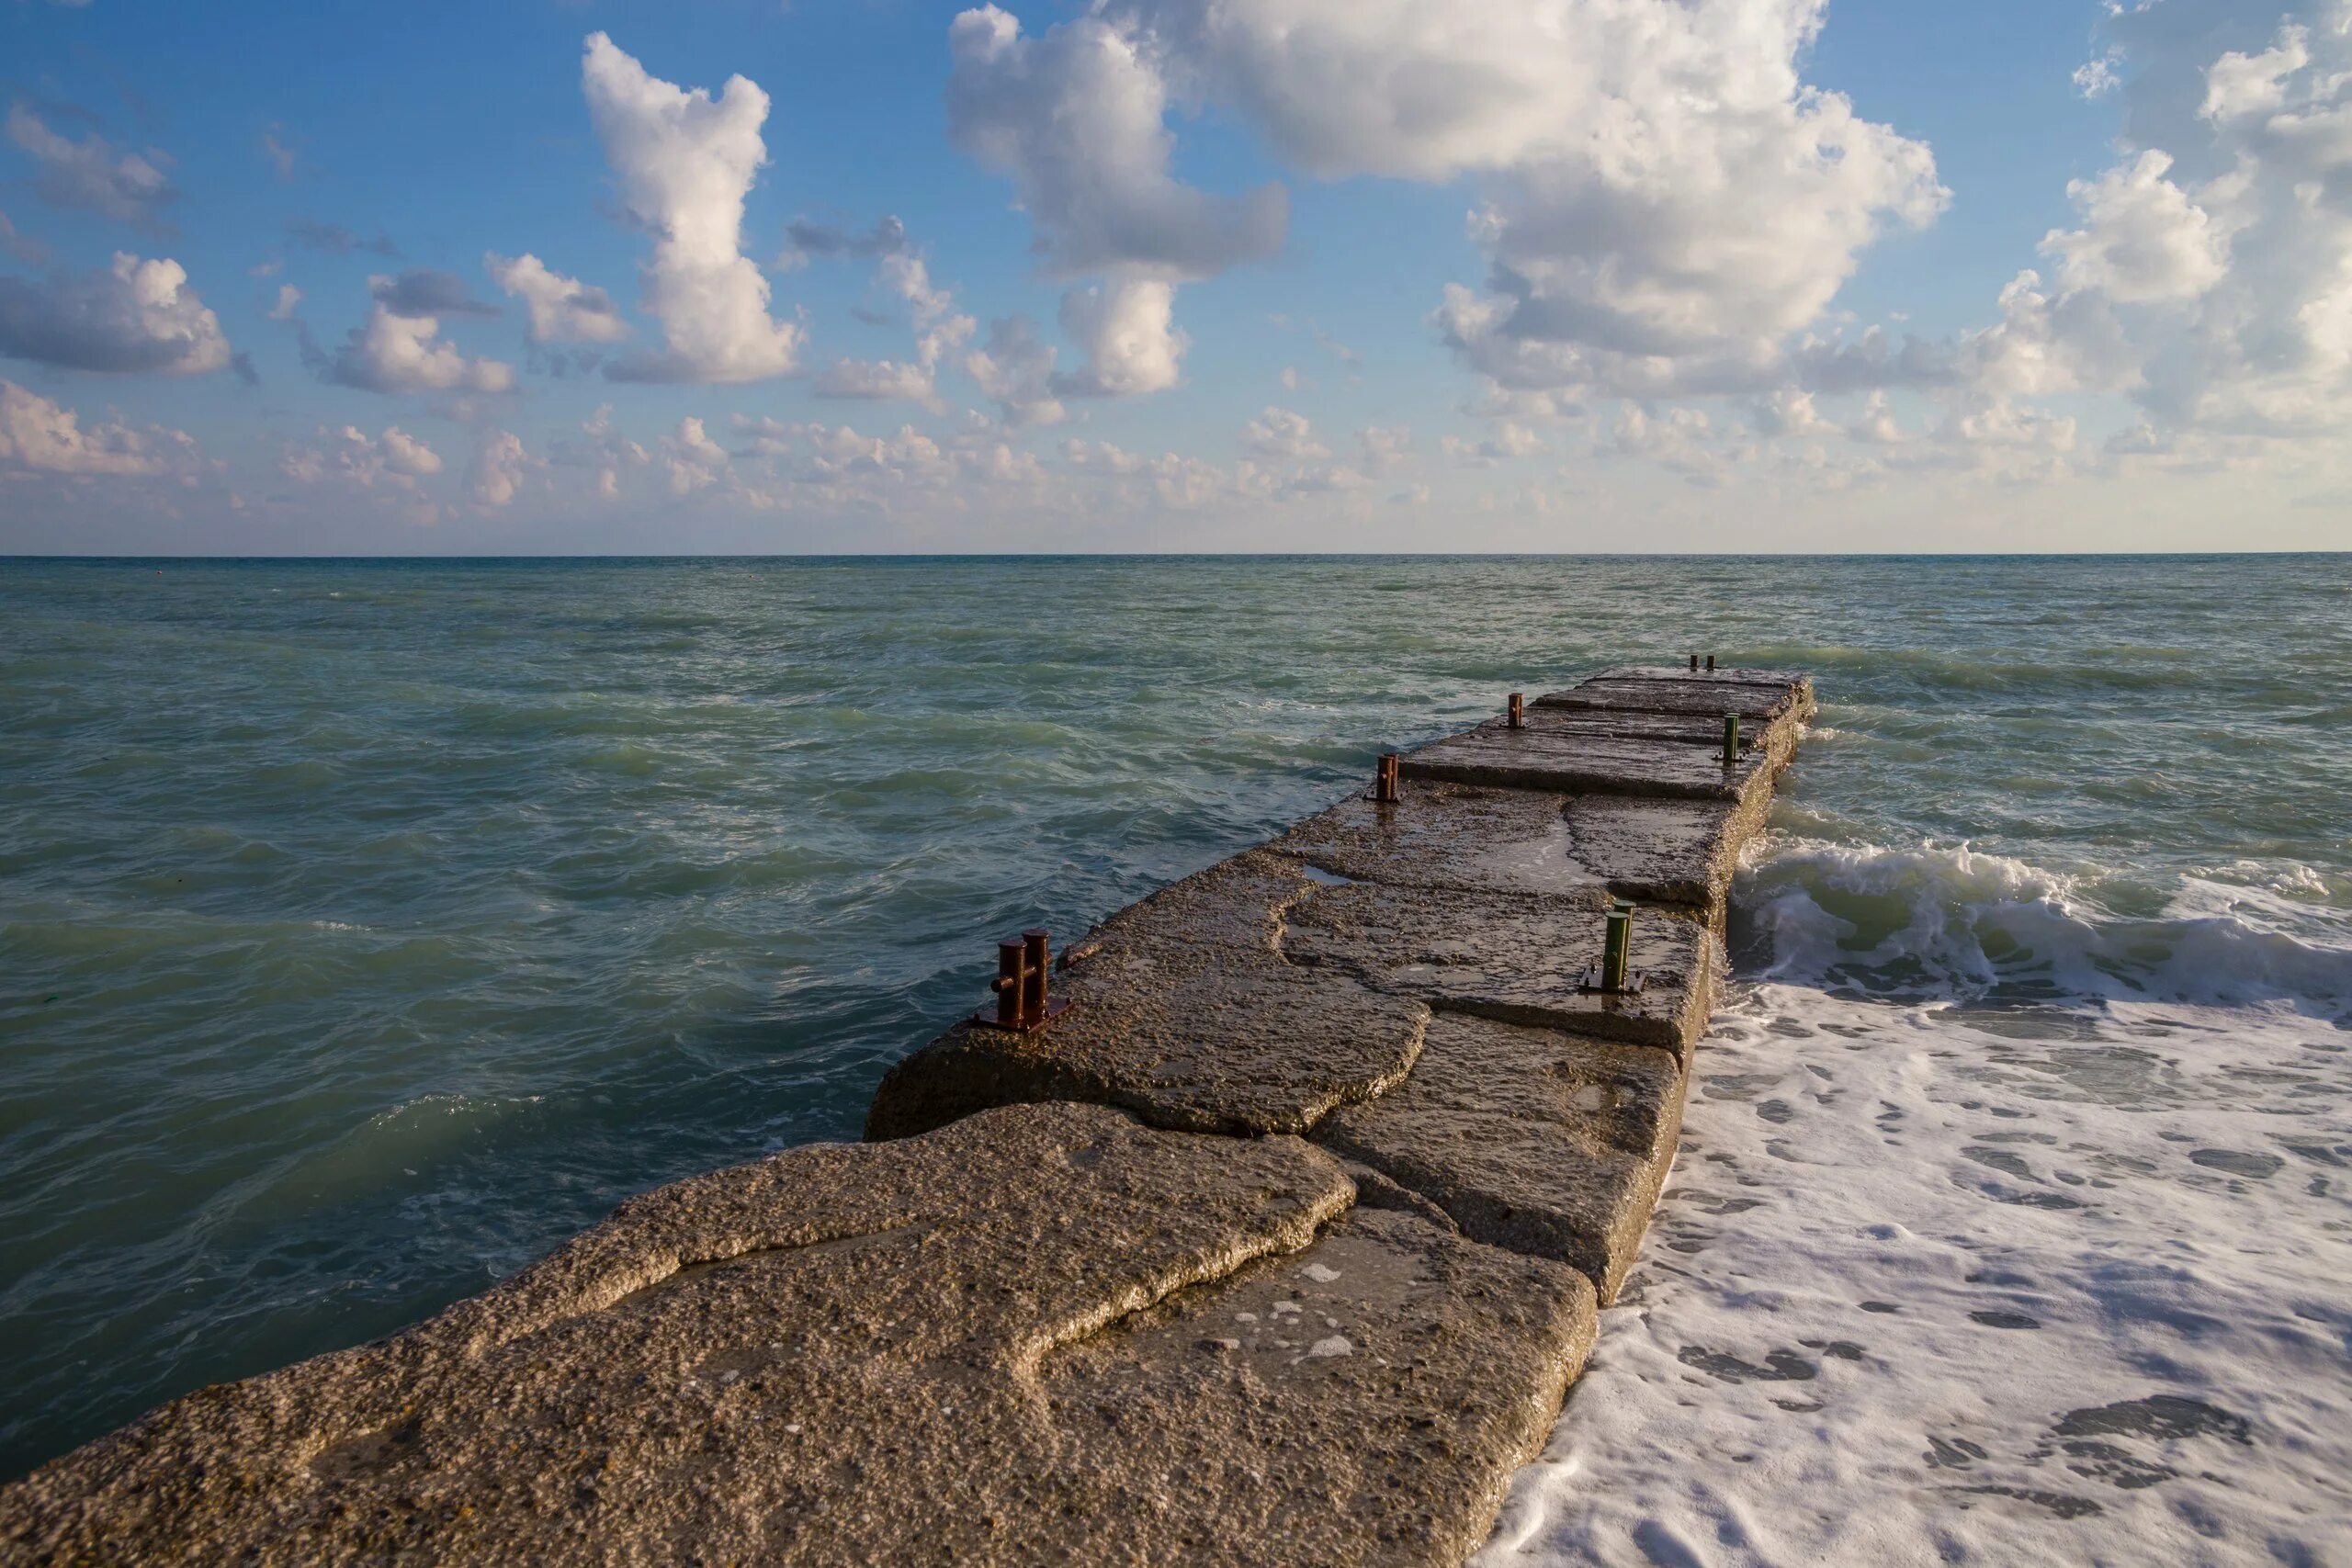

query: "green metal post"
(1723, 712), (1739, 768)
(1602, 900), (1632, 992)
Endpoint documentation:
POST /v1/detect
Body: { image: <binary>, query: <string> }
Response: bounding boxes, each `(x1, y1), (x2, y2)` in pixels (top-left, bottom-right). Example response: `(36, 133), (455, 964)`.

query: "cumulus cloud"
(484, 252), (631, 344)
(1239, 405), (1328, 460)
(368, 268), (500, 320)
(1051, 274), (1184, 397)
(318, 302), (515, 394)
(0, 378), (200, 475)
(813, 245), (976, 410)
(278, 424), (444, 491)
(470, 428), (537, 507)
(2041, 151), (2229, 306)
(0, 253), (232, 375)
(778, 214), (906, 267)
(947, 6), (1285, 281)
(946, 5), (1283, 399)
(581, 32), (805, 383)
(6, 105), (177, 233)
(966, 314), (1065, 426)
(1111, 0), (1943, 399)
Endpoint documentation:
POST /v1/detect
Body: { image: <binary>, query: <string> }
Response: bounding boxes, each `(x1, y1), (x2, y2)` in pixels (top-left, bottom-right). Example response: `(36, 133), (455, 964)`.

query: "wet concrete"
(1315, 1014), (1687, 1304)
(1, 661), (1811, 1564)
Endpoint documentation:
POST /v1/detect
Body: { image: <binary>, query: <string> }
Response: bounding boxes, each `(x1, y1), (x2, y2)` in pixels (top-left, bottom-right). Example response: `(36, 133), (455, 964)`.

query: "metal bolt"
(1507, 692), (1525, 729)
(1375, 752), (1401, 804)
(1723, 712), (1739, 768)
(1602, 900), (1633, 992)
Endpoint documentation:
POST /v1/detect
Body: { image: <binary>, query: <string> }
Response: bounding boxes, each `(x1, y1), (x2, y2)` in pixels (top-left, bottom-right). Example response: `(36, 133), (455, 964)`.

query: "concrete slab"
(1586, 664), (1812, 690)
(1, 1104), (1596, 1568)
(0, 1105), (1339, 1565)
(1564, 793), (1760, 908)
(1395, 725), (1775, 804)
(1264, 785), (1750, 910)
(1532, 677), (1799, 722)
(1315, 1014), (1687, 1303)
(867, 878), (1430, 1140)
(1265, 785), (1600, 901)
(1280, 880), (1714, 1060)
(1035, 1203), (1597, 1565)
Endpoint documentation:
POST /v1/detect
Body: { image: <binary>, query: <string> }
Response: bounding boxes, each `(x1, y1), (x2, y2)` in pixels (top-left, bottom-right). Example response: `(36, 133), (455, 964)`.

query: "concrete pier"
(0, 662), (1813, 1566)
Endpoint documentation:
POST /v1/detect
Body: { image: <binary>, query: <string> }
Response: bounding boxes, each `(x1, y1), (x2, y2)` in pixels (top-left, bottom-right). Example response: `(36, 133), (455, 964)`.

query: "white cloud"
(813, 245), (976, 410)
(945, 6), (1285, 281)
(966, 314), (1066, 426)
(484, 252), (631, 344)
(946, 5), (1283, 399)
(1114, 0), (1944, 398)
(0, 378), (198, 475)
(1239, 405), (1329, 460)
(470, 428), (536, 507)
(321, 302), (515, 394)
(661, 415), (731, 494)
(6, 105), (177, 232)
(0, 253), (231, 375)
(581, 32), (805, 383)
(268, 284), (301, 321)
(1051, 273), (1184, 397)
(278, 424), (444, 491)
(1357, 425), (1414, 470)
(2041, 151), (2229, 306)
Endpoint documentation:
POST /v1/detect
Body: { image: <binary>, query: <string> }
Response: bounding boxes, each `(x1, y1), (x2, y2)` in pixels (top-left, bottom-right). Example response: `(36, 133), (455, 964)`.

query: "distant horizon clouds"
(2, 0), (2350, 552)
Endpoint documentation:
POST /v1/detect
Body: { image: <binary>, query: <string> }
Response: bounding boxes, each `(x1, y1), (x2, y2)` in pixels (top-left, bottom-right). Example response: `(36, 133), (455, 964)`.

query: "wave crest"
(1734, 839), (2352, 1023)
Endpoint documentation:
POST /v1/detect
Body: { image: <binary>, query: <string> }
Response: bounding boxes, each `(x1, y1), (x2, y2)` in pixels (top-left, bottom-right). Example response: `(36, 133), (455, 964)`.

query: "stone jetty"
(0, 662), (1813, 1567)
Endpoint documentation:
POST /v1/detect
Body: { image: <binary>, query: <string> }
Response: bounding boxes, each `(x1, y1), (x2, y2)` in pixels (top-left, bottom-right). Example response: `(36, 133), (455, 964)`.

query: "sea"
(2, 556), (2346, 1562)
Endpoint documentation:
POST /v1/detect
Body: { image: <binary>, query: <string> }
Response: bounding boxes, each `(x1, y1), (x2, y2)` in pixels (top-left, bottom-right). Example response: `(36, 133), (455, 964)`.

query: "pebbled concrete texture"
(1395, 726), (1779, 805)
(1314, 1014), (1687, 1305)
(865, 935), (1428, 1141)
(1283, 879), (1715, 1061)
(0, 1104), (1594, 1567)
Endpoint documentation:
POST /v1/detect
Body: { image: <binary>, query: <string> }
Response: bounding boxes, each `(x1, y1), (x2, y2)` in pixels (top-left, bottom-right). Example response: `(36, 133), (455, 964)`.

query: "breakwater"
(0, 661), (1813, 1565)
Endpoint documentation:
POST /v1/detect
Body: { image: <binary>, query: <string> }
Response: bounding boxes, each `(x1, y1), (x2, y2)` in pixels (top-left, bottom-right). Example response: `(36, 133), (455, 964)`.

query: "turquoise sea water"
(3, 555), (2348, 1484)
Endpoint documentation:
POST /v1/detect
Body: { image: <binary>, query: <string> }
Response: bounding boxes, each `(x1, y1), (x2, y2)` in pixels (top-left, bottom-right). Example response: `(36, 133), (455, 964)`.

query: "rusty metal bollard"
(1688, 653), (1699, 671)
(975, 930), (1069, 1032)
(1705, 654), (1717, 672)
(1374, 752), (1401, 804)
(1507, 693), (1525, 729)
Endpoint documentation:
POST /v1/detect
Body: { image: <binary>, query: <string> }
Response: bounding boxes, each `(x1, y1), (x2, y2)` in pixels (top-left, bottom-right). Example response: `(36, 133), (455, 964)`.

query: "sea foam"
(1479, 840), (2352, 1565)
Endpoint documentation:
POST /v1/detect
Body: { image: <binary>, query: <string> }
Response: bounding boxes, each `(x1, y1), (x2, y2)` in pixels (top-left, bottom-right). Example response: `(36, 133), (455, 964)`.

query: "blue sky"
(2, 0), (2346, 552)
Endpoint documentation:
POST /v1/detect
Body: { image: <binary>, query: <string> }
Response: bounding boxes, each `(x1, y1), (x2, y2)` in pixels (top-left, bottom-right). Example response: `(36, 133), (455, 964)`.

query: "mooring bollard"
(1688, 653), (1700, 672)
(1602, 900), (1632, 991)
(1375, 751), (1401, 803)
(1723, 712), (1740, 767)
(1507, 692), (1525, 729)
(976, 930), (1069, 1032)
(1705, 654), (1716, 672)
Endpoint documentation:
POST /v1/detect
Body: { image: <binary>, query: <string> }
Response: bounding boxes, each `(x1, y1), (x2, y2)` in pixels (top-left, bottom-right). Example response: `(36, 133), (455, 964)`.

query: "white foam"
(1479, 842), (2352, 1566)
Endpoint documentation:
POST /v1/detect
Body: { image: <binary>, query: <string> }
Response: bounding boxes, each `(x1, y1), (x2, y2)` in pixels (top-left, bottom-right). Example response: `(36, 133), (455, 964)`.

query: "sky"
(1, 0), (2348, 553)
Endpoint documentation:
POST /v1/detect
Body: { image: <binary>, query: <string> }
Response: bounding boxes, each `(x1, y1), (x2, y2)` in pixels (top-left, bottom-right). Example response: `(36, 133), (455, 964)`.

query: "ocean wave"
(1734, 838), (2352, 1023)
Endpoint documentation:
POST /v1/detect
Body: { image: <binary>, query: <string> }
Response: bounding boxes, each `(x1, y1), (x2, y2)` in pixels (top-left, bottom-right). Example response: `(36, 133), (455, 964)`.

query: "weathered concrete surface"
(1314, 1014), (1687, 1304)
(0, 1103), (1596, 1567)
(868, 852), (1429, 1141)
(1038, 1204), (1597, 1564)
(1563, 793), (1762, 908)
(1583, 664), (1812, 690)
(1534, 671), (1814, 723)
(1395, 725), (1778, 804)
(1267, 784), (1759, 910)
(1283, 879), (1715, 1060)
